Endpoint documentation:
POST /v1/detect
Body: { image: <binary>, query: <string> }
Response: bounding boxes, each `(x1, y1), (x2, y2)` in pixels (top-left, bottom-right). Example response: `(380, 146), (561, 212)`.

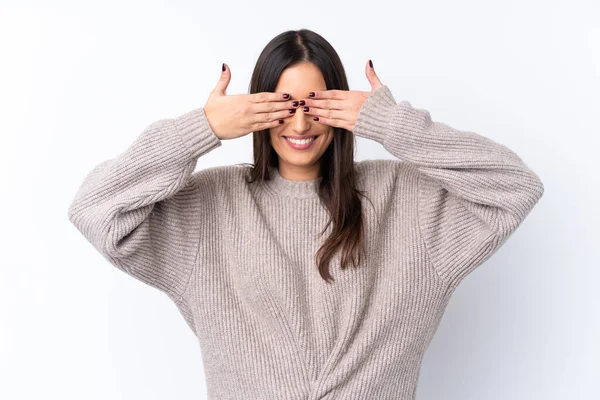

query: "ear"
(365, 59), (383, 92)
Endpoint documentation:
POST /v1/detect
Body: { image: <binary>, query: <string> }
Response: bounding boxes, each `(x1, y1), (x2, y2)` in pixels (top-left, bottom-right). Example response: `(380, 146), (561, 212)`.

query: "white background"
(1, 0), (597, 399)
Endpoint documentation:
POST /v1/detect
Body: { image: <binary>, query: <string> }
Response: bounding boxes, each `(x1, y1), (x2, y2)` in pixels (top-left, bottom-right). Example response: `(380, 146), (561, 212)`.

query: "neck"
(262, 164), (322, 199)
(277, 161), (321, 181)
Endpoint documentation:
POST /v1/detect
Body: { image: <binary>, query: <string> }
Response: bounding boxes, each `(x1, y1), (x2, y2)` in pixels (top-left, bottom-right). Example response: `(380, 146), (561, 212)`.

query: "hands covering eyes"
(203, 60), (383, 140)
(292, 60), (384, 133)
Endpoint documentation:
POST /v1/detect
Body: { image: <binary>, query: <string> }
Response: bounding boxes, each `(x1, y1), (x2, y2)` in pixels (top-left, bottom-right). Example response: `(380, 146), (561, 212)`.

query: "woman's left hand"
(300, 60), (384, 132)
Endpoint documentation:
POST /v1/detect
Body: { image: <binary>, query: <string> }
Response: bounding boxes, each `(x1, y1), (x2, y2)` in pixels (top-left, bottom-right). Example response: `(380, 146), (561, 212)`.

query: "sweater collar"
(262, 165), (322, 199)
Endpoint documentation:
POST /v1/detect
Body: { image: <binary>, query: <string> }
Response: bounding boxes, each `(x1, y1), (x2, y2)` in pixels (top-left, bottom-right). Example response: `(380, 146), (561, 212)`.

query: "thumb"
(213, 63), (231, 96)
(365, 59), (382, 92)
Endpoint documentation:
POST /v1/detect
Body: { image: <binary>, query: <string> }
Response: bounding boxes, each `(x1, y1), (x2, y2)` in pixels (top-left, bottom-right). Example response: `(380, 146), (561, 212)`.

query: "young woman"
(68, 29), (544, 399)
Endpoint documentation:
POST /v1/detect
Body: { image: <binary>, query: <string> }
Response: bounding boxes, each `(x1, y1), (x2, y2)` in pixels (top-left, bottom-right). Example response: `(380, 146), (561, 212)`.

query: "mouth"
(282, 135), (319, 150)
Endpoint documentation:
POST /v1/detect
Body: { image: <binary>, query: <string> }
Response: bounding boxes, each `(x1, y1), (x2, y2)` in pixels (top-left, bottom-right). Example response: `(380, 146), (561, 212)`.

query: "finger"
(249, 91), (294, 103)
(249, 99), (302, 114)
(366, 59), (383, 91)
(250, 117), (291, 132)
(301, 98), (346, 110)
(305, 89), (347, 100)
(249, 107), (298, 125)
(309, 114), (352, 131)
(301, 106), (353, 128)
(213, 63), (231, 96)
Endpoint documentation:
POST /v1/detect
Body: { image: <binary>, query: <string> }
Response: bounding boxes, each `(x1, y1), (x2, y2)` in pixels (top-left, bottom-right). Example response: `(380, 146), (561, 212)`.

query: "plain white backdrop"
(1, 0), (597, 399)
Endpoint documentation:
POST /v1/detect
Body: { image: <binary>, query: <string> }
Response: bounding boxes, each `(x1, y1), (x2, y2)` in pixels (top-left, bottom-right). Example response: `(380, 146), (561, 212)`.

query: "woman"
(68, 29), (544, 399)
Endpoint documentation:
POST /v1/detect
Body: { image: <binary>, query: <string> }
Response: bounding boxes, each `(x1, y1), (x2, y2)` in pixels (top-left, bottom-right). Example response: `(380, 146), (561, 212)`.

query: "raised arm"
(67, 107), (222, 302)
(353, 85), (544, 289)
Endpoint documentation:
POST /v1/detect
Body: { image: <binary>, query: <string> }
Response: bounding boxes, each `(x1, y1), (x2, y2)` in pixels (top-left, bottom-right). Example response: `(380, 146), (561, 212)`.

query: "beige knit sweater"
(67, 85), (544, 399)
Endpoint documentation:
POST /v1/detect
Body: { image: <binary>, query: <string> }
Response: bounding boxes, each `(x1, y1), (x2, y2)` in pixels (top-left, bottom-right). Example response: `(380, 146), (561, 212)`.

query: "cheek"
(323, 130), (335, 146)
(268, 131), (285, 153)
(269, 126), (282, 137)
(268, 127), (281, 140)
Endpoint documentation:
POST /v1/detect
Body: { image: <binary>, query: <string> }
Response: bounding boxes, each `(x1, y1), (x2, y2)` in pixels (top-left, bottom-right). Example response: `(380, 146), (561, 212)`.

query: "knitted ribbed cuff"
(173, 107), (222, 160)
(352, 85), (398, 144)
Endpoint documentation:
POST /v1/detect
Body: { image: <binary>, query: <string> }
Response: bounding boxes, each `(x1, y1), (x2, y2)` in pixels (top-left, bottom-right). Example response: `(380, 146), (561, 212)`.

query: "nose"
(289, 107), (312, 134)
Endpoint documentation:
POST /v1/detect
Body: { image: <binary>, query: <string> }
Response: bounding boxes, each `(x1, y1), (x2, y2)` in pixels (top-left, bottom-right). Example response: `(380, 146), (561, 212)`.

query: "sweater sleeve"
(67, 107), (222, 301)
(353, 85), (544, 289)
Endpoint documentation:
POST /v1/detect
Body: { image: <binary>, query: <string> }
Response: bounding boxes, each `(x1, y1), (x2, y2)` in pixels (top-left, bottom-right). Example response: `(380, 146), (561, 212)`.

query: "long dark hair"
(243, 29), (370, 284)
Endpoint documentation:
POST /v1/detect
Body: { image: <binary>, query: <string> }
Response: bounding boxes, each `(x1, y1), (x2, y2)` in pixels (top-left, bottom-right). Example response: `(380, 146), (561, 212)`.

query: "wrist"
(352, 85), (397, 144)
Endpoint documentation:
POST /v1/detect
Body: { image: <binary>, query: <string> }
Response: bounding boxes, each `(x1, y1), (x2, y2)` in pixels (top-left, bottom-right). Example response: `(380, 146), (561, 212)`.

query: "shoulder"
(157, 164), (249, 221)
(190, 163), (248, 183)
(354, 159), (418, 189)
(189, 163), (249, 188)
(187, 163), (255, 201)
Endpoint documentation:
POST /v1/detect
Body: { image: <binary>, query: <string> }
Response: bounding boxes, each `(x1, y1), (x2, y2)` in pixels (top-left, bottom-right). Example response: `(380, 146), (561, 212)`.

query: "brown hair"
(242, 29), (371, 284)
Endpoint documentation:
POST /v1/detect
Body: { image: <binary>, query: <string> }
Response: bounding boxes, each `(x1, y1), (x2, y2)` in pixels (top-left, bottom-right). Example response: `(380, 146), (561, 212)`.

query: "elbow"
(67, 196), (82, 229)
(527, 170), (545, 207)
(67, 195), (110, 257)
(496, 171), (544, 238)
(535, 175), (545, 203)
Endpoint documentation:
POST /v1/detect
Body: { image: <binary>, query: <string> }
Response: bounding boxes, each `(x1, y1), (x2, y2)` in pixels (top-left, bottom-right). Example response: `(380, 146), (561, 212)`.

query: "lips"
(283, 135), (318, 150)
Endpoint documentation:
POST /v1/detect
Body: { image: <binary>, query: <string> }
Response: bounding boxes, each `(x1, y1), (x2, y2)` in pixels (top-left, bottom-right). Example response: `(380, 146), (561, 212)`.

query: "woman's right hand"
(204, 63), (300, 140)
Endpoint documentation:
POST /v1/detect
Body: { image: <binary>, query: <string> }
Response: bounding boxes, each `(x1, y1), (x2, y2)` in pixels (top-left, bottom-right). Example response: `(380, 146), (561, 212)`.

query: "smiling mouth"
(282, 135), (318, 139)
(282, 135), (319, 149)
(283, 135), (318, 144)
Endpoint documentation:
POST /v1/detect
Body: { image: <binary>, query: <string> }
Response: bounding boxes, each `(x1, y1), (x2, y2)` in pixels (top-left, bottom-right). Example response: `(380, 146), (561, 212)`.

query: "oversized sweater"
(67, 85), (544, 399)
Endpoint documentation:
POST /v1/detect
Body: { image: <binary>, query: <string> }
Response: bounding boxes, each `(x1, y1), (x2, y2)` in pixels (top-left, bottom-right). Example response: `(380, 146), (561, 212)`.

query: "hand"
(299, 60), (384, 132)
(203, 63), (301, 140)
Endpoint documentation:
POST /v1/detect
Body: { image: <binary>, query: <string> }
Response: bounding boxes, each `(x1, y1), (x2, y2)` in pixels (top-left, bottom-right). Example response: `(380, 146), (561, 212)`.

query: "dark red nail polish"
(299, 100), (306, 106)
(278, 119), (284, 124)
(283, 93), (290, 99)
(289, 108), (296, 113)
(222, 63), (226, 71)
(292, 101), (299, 107)
(309, 92), (315, 97)
(303, 106), (309, 112)
(313, 116), (319, 121)
(369, 59), (373, 68)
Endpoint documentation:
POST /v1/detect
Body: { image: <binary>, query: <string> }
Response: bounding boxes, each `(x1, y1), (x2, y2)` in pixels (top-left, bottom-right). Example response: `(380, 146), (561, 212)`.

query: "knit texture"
(68, 85), (544, 399)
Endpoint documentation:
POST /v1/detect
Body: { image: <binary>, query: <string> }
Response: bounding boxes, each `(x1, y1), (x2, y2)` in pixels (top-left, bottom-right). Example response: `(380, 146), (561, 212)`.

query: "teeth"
(286, 136), (315, 144)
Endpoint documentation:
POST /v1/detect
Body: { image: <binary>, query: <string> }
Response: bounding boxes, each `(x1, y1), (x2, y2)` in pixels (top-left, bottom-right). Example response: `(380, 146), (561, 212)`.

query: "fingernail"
(303, 106), (309, 112)
(292, 101), (299, 107)
(299, 100), (306, 106)
(308, 92), (315, 97)
(222, 63), (226, 72)
(369, 59), (373, 68)
(289, 108), (296, 113)
(278, 119), (284, 124)
(283, 93), (290, 99)
(313, 116), (319, 121)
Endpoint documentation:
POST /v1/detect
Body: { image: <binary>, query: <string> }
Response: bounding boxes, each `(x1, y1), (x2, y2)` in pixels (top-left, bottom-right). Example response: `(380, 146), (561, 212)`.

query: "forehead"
(274, 62), (326, 96)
